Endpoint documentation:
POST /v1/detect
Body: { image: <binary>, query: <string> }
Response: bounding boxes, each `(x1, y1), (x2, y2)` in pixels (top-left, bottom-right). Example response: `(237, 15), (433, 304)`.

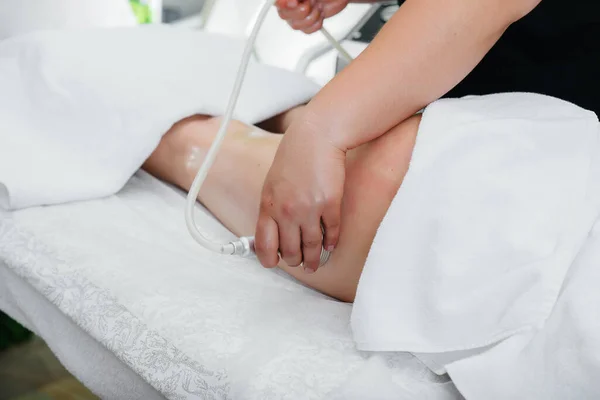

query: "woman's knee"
(341, 115), (421, 291)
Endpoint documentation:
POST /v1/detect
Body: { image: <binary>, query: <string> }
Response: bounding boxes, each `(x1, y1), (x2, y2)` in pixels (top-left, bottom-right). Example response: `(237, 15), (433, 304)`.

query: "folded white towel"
(0, 26), (320, 210)
(447, 220), (600, 399)
(352, 93), (600, 397)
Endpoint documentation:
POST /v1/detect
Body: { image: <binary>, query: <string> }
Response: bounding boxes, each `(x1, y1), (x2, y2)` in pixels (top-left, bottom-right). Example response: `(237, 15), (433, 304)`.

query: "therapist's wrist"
(297, 103), (354, 152)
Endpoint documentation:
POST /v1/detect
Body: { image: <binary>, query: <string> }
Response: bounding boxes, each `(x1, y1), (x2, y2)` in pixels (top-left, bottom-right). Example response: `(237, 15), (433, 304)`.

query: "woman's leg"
(256, 105), (306, 133)
(143, 112), (420, 302)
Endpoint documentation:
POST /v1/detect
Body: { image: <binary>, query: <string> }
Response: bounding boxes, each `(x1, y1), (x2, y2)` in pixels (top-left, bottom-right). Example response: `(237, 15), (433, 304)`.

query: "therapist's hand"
(275, 0), (350, 34)
(255, 117), (346, 273)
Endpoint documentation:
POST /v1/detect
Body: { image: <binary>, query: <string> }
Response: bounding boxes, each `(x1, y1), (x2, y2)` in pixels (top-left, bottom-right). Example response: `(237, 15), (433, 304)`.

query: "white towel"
(0, 26), (320, 210)
(352, 93), (600, 397)
(447, 220), (600, 399)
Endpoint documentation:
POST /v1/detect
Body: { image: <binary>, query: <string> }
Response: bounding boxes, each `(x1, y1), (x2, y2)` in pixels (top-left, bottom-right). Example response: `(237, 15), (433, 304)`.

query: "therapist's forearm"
(305, 0), (541, 150)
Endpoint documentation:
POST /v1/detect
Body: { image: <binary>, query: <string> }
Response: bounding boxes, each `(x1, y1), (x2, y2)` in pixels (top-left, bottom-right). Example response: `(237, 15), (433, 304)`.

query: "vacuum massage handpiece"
(184, 0), (354, 265)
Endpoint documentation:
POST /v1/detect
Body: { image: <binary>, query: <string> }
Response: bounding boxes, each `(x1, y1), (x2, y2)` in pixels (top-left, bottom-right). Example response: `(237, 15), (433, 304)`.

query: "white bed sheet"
(0, 263), (165, 400)
(0, 171), (461, 400)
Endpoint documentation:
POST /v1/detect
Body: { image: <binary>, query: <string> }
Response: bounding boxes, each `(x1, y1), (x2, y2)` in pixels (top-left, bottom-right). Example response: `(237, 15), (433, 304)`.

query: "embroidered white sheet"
(353, 93), (600, 398)
(0, 26), (320, 210)
(0, 172), (461, 400)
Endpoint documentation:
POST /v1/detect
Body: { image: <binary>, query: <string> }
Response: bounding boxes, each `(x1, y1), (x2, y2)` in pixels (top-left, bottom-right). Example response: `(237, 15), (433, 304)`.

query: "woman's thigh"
(287, 115), (420, 302)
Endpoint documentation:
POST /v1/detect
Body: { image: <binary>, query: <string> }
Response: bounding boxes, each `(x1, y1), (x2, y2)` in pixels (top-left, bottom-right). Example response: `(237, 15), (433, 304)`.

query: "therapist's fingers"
(276, 0), (348, 34)
(300, 17), (324, 34)
(277, 0), (312, 22)
(320, 0), (348, 18)
(255, 215), (280, 268)
(289, 3), (323, 31)
(279, 225), (303, 267)
(275, 0), (298, 8)
(321, 198), (341, 252)
(300, 221), (324, 273)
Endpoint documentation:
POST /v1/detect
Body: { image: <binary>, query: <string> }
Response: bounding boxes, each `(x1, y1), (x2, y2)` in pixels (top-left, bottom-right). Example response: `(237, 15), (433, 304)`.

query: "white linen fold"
(352, 93), (600, 398)
(0, 26), (320, 210)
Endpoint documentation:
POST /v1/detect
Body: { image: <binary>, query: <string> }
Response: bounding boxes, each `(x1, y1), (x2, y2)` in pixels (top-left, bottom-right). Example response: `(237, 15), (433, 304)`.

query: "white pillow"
(0, 0), (137, 40)
(0, 26), (320, 210)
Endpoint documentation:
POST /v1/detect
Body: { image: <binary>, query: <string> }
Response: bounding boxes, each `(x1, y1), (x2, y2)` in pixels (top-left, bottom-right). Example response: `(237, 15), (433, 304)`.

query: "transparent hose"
(185, 0), (354, 261)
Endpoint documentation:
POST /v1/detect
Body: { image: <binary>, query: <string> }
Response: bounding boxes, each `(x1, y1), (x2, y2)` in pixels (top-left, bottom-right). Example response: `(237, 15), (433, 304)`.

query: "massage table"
(0, 171), (461, 399)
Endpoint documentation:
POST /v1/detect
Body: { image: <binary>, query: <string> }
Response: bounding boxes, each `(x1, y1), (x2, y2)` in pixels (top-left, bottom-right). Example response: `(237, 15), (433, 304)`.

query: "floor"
(0, 337), (97, 400)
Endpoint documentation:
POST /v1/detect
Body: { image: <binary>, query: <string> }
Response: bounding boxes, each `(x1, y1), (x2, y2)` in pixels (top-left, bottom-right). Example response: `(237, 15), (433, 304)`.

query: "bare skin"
(143, 109), (420, 302)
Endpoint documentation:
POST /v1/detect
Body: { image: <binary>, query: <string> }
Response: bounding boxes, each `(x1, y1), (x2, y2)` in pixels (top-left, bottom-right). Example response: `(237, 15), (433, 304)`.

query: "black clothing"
(441, 0), (600, 116)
